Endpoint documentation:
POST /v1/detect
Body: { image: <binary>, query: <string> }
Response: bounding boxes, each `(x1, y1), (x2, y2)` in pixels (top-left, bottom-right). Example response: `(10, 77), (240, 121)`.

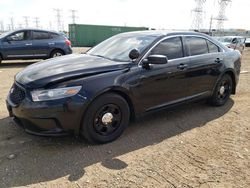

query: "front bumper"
(6, 93), (87, 137)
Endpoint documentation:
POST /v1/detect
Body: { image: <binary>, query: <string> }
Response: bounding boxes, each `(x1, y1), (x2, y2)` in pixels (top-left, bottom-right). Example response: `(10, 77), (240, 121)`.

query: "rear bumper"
(64, 46), (73, 55)
(6, 94), (87, 137)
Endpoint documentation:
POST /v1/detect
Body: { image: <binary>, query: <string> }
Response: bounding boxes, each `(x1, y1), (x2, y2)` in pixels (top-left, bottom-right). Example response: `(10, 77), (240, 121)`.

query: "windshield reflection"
(87, 33), (158, 62)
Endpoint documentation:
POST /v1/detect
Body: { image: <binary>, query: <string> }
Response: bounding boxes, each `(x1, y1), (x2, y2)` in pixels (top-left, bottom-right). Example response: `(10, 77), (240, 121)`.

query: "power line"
(191, 0), (206, 31)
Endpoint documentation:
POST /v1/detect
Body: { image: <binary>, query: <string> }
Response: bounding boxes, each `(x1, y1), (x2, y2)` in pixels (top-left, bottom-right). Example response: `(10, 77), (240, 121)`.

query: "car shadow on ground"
(0, 61), (39, 68)
(0, 99), (234, 187)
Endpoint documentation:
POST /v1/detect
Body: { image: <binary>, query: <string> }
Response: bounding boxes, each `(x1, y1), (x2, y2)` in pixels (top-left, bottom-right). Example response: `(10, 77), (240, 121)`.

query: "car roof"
(218, 36), (245, 39)
(118, 30), (214, 38)
(118, 30), (228, 51)
(9, 28), (60, 35)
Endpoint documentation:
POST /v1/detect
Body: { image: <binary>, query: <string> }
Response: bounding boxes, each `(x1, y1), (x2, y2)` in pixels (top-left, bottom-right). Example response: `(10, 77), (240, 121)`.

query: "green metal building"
(69, 24), (148, 47)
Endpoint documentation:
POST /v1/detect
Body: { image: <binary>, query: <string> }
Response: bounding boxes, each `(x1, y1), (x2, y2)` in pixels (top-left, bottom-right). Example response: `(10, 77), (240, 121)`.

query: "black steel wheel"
(208, 74), (233, 106)
(81, 93), (130, 144)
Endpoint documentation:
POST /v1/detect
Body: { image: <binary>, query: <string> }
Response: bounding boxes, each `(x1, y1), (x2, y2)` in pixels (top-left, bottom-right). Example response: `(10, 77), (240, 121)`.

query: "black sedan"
(6, 31), (241, 143)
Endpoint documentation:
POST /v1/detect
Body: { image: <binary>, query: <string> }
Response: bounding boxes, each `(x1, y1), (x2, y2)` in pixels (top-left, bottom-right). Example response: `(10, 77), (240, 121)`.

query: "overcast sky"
(0, 0), (249, 31)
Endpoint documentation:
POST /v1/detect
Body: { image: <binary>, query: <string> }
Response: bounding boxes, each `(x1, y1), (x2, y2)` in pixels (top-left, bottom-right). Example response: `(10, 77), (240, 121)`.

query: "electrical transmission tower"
(216, 0), (232, 33)
(34, 17), (40, 28)
(54, 9), (63, 31)
(191, 0), (206, 31)
(23, 16), (29, 28)
(70, 9), (78, 24)
(10, 16), (14, 30)
(0, 21), (4, 32)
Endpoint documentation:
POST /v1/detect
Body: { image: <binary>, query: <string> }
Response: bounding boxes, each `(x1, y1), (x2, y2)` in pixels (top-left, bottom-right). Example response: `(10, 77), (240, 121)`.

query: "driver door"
(2, 30), (33, 59)
(131, 37), (189, 112)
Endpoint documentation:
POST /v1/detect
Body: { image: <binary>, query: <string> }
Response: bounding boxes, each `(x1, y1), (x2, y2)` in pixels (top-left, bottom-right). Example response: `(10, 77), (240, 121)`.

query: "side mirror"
(142, 55), (168, 70)
(129, 49), (140, 60)
(232, 38), (237, 44)
(147, 54), (168, 65)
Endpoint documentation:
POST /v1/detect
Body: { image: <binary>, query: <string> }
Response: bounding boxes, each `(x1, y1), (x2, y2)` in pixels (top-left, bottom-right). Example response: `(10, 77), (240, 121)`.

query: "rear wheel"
(208, 74), (233, 106)
(50, 50), (64, 58)
(81, 93), (130, 144)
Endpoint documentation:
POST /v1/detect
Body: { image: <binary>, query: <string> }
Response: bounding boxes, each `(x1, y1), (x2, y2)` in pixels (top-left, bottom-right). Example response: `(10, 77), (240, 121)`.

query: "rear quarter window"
(50, 33), (60, 39)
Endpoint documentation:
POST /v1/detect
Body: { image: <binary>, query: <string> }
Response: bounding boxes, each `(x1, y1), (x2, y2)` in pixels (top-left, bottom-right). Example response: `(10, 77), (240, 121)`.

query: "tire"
(0, 55), (2, 64)
(208, 74), (233, 106)
(81, 93), (130, 144)
(50, 50), (64, 58)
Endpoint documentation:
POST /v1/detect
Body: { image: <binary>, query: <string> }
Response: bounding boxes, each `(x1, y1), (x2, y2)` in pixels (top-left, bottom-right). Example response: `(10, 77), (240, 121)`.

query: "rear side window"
(207, 40), (219, 53)
(151, 37), (183, 60)
(186, 37), (208, 56)
(33, 31), (50, 40)
(50, 33), (60, 39)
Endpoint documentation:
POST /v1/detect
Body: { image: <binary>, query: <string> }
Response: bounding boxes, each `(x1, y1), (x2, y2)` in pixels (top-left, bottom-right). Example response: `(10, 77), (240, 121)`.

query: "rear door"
(31, 31), (53, 58)
(184, 36), (223, 98)
(1, 30), (33, 59)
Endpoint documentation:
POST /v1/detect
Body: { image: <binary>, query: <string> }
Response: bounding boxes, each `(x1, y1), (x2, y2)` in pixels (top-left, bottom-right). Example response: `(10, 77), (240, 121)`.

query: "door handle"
(25, 43), (32, 46)
(48, 42), (55, 45)
(215, 58), (222, 63)
(177, 64), (188, 70)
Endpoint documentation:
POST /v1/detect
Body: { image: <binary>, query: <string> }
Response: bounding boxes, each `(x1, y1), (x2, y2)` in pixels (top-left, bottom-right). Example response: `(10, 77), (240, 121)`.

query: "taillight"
(65, 39), (71, 46)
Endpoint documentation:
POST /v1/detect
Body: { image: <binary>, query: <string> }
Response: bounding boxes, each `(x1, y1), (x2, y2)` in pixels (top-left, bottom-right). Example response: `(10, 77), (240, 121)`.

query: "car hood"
(16, 54), (131, 89)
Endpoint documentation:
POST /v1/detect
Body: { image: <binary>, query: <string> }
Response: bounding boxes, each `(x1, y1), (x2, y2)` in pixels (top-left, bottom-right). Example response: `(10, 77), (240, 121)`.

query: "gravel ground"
(0, 48), (249, 188)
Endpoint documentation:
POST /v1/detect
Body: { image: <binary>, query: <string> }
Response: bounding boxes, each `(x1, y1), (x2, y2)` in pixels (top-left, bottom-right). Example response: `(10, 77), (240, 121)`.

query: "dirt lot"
(0, 48), (249, 188)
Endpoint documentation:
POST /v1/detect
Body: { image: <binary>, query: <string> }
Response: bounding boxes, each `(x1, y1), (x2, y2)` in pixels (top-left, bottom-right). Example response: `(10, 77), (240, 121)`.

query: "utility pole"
(191, 0), (206, 31)
(69, 9), (78, 24)
(215, 0), (232, 35)
(23, 16), (29, 28)
(34, 17), (40, 28)
(54, 8), (63, 31)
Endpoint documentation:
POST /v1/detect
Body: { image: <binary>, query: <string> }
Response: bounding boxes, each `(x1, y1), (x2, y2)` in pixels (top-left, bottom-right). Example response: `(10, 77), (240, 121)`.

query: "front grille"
(9, 83), (26, 105)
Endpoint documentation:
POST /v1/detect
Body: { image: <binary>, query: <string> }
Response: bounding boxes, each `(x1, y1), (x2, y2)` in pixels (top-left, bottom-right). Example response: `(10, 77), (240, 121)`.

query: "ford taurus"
(6, 31), (241, 143)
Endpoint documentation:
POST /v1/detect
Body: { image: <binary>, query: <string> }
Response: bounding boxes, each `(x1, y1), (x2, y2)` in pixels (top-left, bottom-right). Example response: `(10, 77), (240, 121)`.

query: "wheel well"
(110, 90), (136, 120)
(50, 48), (65, 56)
(224, 71), (236, 94)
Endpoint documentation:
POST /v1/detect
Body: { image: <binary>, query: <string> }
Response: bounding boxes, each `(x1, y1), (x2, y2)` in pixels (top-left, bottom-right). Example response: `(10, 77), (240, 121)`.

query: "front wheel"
(208, 74), (233, 106)
(81, 93), (130, 144)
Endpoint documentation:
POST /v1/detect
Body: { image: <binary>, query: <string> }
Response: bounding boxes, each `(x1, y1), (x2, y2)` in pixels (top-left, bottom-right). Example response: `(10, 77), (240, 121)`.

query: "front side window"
(8, 31), (25, 41)
(33, 31), (50, 40)
(150, 37), (183, 60)
(186, 37), (208, 56)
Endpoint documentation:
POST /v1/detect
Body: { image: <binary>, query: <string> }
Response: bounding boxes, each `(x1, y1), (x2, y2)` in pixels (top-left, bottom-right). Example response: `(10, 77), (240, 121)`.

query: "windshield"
(87, 33), (158, 62)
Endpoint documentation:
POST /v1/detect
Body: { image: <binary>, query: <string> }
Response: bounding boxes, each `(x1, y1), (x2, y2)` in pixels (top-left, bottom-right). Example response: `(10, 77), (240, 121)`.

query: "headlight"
(31, 86), (82, 102)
